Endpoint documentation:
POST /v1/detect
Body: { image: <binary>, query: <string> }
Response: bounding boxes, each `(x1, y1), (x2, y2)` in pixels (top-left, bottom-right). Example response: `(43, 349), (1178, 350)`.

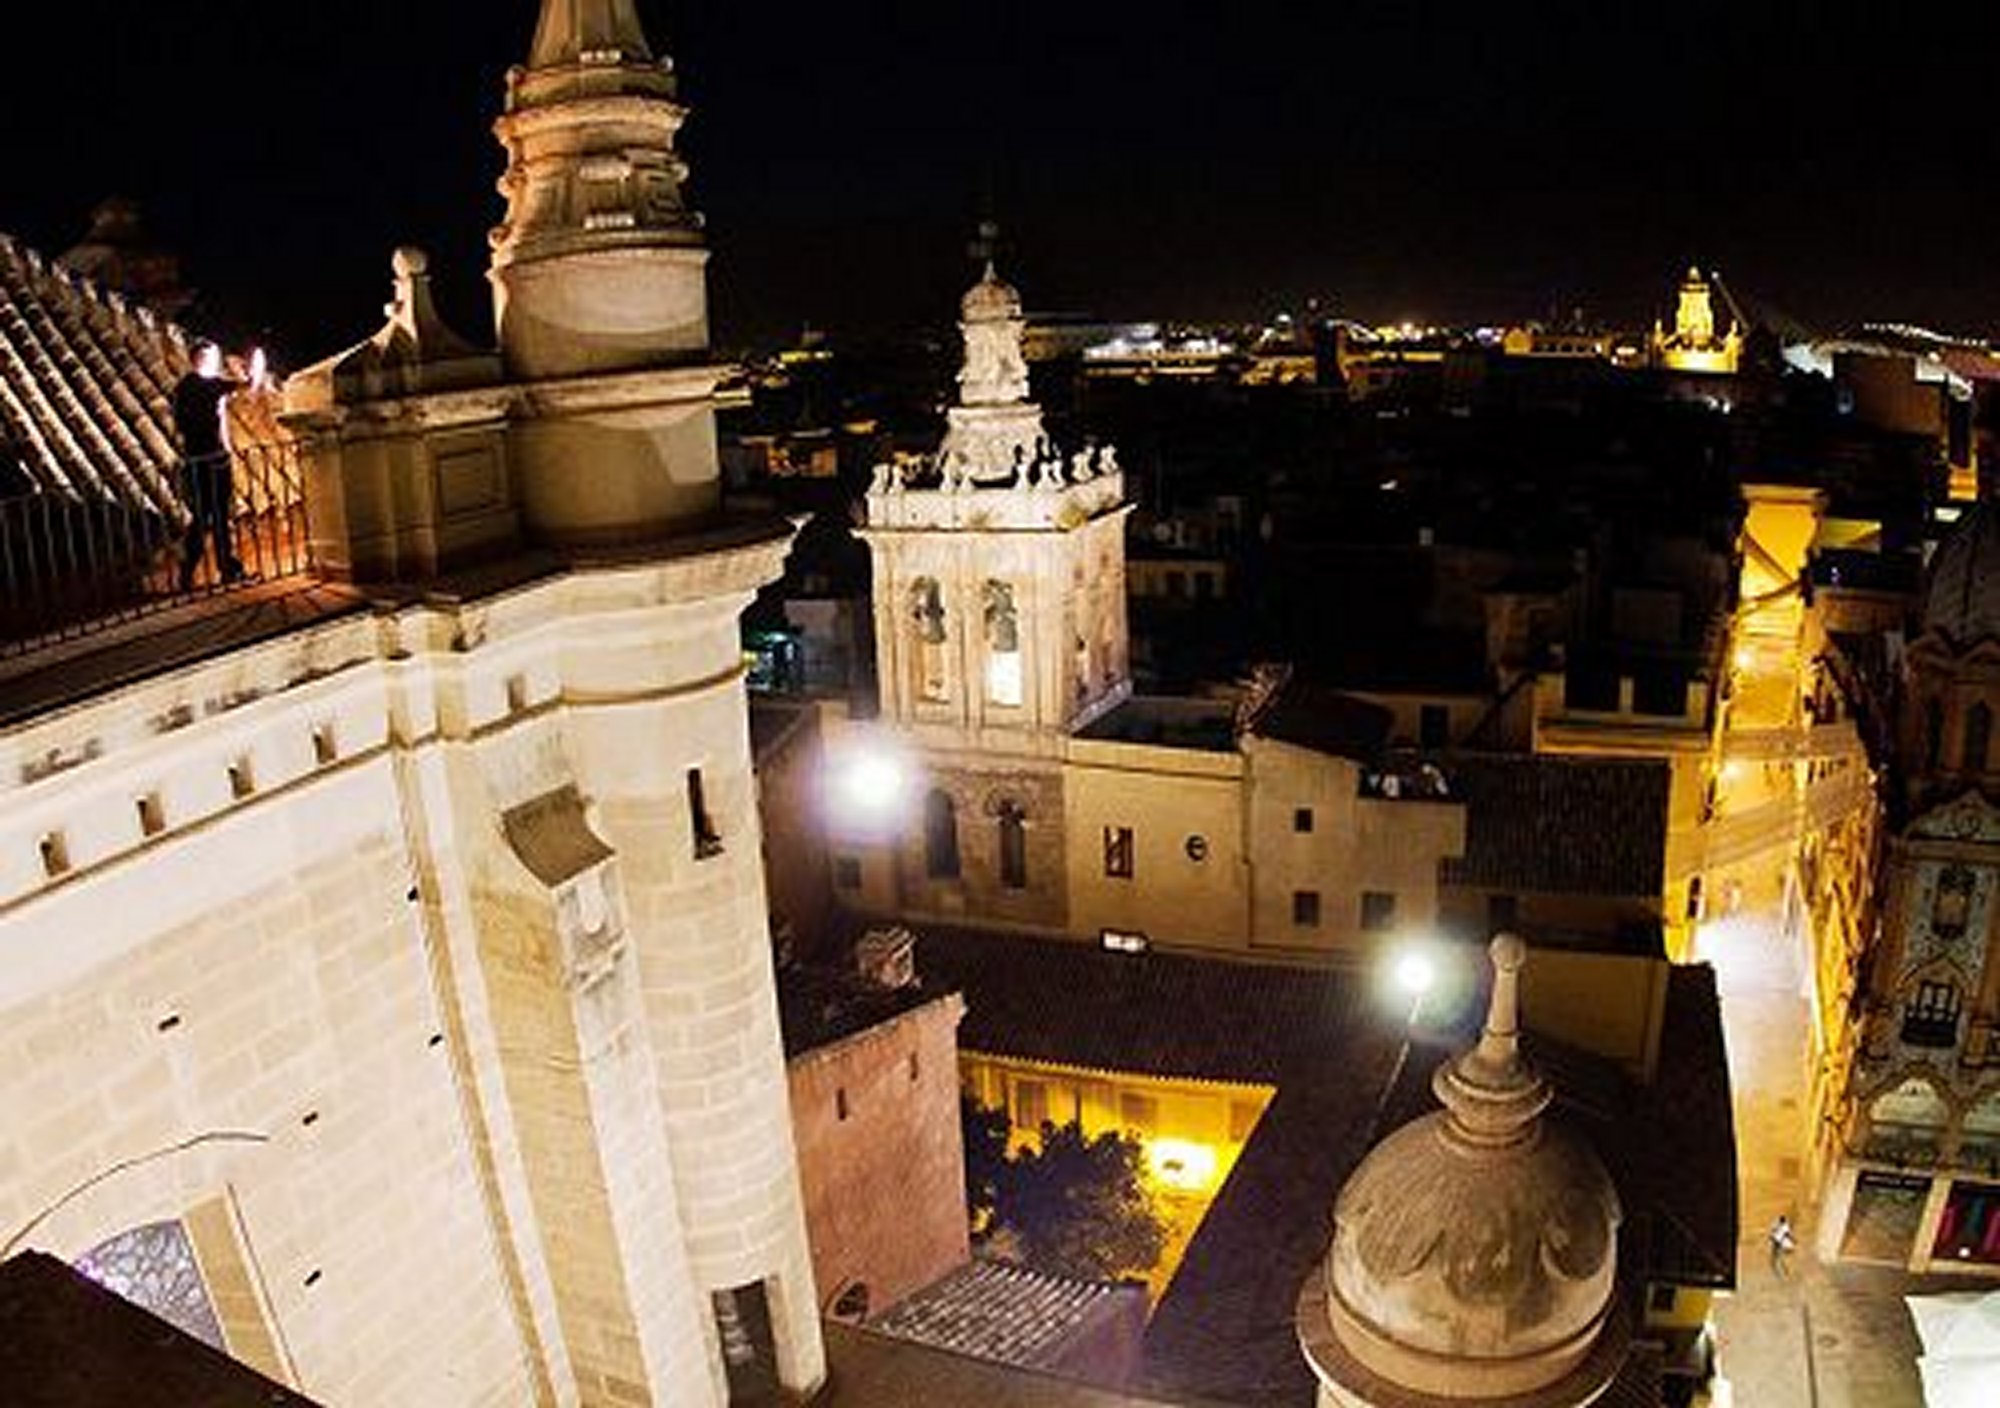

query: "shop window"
(1933, 1183), (2000, 1265)
(1902, 980), (1963, 1049)
(1293, 890), (1321, 927)
(924, 789), (960, 878)
(1360, 890), (1398, 932)
(1104, 825), (1134, 879)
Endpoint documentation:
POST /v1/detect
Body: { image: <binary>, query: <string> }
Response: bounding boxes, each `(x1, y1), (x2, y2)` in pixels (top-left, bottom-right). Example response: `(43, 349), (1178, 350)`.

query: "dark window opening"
(925, 789), (961, 878)
(1487, 893), (1519, 932)
(1293, 890), (1321, 927)
(833, 855), (862, 890)
(1419, 704), (1449, 749)
(1293, 807), (1314, 834)
(1967, 701), (1993, 774)
(689, 767), (723, 859)
(998, 802), (1028, 889)
(1927, 698), (1945, 772)
(711, 1282), (780, 1404)
(1361, 890), (1398, 932)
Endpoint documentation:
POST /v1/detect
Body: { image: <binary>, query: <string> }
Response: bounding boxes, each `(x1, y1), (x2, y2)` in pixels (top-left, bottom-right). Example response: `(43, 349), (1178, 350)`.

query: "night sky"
(6, 2), (1999, 359)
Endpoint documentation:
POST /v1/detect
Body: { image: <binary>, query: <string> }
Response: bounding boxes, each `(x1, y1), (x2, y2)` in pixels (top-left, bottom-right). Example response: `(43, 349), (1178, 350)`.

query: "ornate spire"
(528, 0), (656, 69)
(490, 0), (708, 378)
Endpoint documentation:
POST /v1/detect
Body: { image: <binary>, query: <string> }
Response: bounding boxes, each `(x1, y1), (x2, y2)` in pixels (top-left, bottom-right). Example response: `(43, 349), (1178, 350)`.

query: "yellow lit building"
(1650, 265), (1742, 375)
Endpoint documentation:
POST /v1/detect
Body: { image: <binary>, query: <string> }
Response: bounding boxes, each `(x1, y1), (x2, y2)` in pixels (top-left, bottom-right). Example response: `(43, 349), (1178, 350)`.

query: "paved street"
(1701, 894), (1943, 1407)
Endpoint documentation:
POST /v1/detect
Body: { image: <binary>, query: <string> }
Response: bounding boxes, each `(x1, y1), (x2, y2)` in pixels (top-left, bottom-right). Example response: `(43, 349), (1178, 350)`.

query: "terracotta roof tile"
(1440, 752), (1670, 897)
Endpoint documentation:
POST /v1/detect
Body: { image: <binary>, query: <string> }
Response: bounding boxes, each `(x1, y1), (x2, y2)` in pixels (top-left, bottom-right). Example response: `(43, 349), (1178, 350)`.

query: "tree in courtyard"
(994, 1119), (1166, 1282)
(960, 1093), (1011, 1236)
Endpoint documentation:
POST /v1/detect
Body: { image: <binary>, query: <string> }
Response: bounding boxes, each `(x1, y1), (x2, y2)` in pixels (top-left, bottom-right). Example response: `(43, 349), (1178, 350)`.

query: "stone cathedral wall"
(0, 752), (532, 1405)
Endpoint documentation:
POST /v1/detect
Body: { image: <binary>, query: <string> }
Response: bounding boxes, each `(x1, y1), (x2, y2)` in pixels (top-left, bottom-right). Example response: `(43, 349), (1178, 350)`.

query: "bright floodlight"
(836, 747), (906, 819)
(1394, 949), (1437, 998)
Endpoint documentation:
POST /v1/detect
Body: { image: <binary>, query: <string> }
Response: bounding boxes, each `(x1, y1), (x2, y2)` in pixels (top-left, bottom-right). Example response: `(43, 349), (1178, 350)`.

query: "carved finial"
(1432, 932), (1550, 1148)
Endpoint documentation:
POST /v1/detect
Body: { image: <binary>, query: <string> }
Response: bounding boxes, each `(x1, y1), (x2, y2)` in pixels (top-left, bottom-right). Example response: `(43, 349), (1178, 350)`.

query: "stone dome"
(1922, 504), (2000, 648)
(1298, 936), (1625, 1406)
(960, 262), (1023, 324)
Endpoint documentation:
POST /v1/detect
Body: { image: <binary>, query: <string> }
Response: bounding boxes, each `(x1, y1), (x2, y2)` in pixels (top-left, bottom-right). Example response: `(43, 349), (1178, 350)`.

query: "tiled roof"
(1440, 752), (1670, 897)
(777, 960), (949, 1060)
(871, 1260), (1140, 1371)
(906, 922), (1726, 1407)
(0, 1250), (321, 1407)
(823, 1321), (1174, 1407)
(0, 233), (282, 515)
(916, 925), (1363, 1085)
(1246, 679), (1392, 763)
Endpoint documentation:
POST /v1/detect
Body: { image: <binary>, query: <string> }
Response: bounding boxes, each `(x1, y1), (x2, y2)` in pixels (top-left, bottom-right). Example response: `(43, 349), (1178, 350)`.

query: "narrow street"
(1701, 899), (1932, 1407)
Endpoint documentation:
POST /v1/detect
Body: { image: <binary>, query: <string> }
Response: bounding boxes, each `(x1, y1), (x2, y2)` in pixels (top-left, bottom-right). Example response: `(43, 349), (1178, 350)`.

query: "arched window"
(984, 580), (1023, 707)
(996, 799), (1028, 889)
(73, 1221), (224, 1350)
(911, 578), (948, 703)
(924, 788), (960, 879)
(1927, 697), (1945, 772)
(1966, 701), (1993, 774)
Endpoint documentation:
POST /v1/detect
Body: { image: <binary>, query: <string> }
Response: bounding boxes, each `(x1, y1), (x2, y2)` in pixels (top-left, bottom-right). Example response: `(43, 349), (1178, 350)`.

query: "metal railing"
(0, 441), (311, 657)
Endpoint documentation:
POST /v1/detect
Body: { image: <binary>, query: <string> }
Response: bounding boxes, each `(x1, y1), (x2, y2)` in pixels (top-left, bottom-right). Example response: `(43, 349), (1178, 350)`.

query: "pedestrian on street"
(1769, 1213), (1797, 1278)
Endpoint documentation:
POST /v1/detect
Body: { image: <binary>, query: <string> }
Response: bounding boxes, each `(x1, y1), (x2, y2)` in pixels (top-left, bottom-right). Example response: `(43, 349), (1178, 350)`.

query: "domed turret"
(960, 262), (1024, 325)
(1921, 504), (2000, 649)
(1297, 936), (1627, 1407)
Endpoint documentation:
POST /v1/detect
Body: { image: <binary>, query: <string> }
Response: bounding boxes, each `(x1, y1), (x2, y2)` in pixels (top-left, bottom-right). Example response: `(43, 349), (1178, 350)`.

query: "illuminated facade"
(0, 3), (827, 1404)
(1649, 266), (1742, 376)
(1816, 506), (2000, 1273)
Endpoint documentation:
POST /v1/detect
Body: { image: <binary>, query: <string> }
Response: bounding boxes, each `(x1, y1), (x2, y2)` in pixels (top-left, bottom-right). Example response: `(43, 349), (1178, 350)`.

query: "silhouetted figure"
(171, 340), (244, 590)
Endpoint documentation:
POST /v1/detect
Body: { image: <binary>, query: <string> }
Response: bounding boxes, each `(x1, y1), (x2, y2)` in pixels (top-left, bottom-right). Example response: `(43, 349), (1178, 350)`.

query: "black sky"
(6, 2), (1999, 360)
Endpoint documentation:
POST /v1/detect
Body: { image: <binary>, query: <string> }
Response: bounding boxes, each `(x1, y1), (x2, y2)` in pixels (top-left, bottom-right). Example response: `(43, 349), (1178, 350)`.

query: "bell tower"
(855, 260), (1131, 928)
(489, 0), (730, 543)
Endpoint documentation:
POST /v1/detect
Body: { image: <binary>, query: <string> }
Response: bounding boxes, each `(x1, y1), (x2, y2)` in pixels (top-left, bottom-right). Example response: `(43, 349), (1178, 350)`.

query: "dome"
(1298, 936), (1625, 1405)
(1922, 505), (2000, 648)
(960, 262), (1023, 324)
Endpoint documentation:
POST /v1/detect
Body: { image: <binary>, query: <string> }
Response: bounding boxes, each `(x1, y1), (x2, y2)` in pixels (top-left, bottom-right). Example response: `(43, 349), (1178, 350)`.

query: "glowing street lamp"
(826, 733), (912, 840)
(1373, 935), (1443, 1137)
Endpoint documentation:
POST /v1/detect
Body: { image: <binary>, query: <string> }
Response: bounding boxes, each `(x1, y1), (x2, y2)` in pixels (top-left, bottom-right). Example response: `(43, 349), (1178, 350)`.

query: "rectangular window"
(1419, 704), (1450, 748)
(833, 855), (862, 890)
(1104, 825), (1134, 879)
(1118, 1091), (1158, 1133)
(1293, 807), (1314, 834)
(1166, 570), (1187, 599)
(1361, 891), (1398, 932)
(136, 792), (167, 838)
(1194, 571), (1215, 600)
(1293, 890), (1321, 927)
(689, 767), (723, 859)
(227, 757), (255, 800)
(1014, 1079), (1049, 1130)
(1648, 1283), (1677, 1314)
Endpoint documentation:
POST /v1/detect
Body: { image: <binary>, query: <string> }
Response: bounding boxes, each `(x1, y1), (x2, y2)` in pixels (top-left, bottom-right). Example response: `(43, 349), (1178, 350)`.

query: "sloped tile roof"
(872, 1260), (1141, 1371)
(916, 925), (1362, 1085)
(1440, 752), (1670, 897)
(0, 233), (283, 515)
